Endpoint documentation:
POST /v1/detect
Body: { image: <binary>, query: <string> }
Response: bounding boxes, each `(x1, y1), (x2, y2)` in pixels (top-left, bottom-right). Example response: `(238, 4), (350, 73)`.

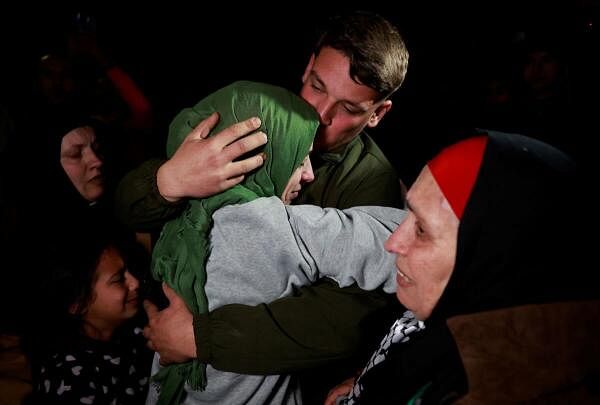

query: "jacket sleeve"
(194, 278), (399, 374)
(114, 158), (186, 232)
(286, 204), (405, 294)
(339, 158), (405, 210)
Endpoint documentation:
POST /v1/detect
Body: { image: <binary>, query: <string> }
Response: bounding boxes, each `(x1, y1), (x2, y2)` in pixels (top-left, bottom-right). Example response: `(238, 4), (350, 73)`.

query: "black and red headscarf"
(428, 130), (587, 320)
(350, 131), (590, 404)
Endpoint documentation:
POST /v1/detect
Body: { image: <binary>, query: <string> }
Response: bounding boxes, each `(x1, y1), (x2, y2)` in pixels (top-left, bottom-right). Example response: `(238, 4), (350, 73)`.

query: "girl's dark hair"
(39, 215), (140, 337)
(51, 224), (117, 318)
(24, 215), (145, 392)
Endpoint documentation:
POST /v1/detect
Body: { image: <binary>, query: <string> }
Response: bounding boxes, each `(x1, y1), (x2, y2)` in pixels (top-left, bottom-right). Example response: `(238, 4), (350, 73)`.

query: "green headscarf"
(151, 81), (318, 403)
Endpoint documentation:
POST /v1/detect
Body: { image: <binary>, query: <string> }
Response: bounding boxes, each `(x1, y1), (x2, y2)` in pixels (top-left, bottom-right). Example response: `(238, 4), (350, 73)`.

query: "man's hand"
(156, 112), (267, 202)
(324, 376), (355, 405)
(143, 283), (197, 365)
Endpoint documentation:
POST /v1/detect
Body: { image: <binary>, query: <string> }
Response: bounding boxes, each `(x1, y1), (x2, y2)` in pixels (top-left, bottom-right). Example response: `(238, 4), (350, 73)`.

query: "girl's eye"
(111, 271), (126, 284)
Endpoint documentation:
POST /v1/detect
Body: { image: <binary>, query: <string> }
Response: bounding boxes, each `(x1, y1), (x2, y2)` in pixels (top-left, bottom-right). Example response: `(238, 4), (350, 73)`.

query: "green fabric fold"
(150, 81), (318, 404)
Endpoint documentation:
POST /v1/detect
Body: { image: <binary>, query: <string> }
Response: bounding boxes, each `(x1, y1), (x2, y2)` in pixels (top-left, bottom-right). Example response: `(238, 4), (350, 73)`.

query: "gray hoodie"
(147, 197), (404, 404)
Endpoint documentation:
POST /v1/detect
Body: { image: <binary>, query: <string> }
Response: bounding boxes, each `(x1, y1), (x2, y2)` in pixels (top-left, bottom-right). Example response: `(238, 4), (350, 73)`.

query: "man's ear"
(301, 53), (316, 84)
(367, 100), (392, 128)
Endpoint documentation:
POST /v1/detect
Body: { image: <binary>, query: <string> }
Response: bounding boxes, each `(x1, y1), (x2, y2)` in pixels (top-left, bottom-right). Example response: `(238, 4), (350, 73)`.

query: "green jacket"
(296, 132), (405, 209)
(114, 123), (404, 380)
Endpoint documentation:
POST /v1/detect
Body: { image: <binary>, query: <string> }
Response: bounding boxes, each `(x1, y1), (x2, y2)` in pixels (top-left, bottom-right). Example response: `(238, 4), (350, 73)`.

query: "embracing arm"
(196, 204), (405, 373)
(285, 204), (405, 294)
(114, 113), (267, 232)
(144, 201), (404, 371)
(114, 158), (184, 232)
(196, 279), (397, 374)
(143, 279), (396, 371)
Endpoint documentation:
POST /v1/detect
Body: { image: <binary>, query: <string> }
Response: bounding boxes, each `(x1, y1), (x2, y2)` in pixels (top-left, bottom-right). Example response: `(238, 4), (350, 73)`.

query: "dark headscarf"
(42, 115), (116, 230)
(351, 131), (587, 403)
(430, 130), (586, 320)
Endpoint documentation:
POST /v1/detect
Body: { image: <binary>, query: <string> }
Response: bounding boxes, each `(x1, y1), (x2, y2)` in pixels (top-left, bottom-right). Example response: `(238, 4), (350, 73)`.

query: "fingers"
(324, 378), (354, 405)
(145, 335), (155, 351)
(143, 299), (158, 318)
(220, 174), (245, 190)
(324, 387), (348, 405)
(162, 282), (178, 304)
(224, 130), (268, 160)
(158, 355), (171, 366)
(186, 112), (220, 141)
(324, 391), (340, 405)
(215, 117), (263, 148)
(225, 153), (266, 180)
(143, 324), (156, 351)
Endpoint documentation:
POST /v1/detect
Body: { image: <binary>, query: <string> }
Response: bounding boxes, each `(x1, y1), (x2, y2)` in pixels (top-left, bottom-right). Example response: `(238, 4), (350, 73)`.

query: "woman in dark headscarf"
(42, 115), (115, 221)
(327, 130), (589, 404)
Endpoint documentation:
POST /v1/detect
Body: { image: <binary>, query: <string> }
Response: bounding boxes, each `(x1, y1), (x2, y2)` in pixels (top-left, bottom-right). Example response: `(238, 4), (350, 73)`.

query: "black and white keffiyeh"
(342, 310), (425, 404)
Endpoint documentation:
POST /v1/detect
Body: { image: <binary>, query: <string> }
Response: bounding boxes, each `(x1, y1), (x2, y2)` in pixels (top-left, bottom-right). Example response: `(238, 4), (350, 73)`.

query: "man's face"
(300, 47), (391, 152)
(384, 166), (459, 320)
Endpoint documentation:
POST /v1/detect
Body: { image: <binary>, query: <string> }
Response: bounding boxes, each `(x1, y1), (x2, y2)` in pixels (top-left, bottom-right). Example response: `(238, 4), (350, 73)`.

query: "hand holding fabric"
(143, 283), (196, 365)
(156, 112), (267, 202)
(324, 376), (355, 405)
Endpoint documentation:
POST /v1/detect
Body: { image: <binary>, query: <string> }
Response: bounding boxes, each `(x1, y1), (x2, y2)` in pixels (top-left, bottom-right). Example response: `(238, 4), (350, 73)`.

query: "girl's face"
(60, 126), (105, 202)
(83, 246), (140, 335)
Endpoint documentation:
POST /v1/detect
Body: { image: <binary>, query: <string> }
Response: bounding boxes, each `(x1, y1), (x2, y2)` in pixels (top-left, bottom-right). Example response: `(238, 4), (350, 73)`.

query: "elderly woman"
(327, 131), (588, 404)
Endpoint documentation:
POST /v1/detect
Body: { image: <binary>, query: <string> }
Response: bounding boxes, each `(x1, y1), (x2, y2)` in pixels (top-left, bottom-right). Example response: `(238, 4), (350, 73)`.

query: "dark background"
(1, 1), (596, 184)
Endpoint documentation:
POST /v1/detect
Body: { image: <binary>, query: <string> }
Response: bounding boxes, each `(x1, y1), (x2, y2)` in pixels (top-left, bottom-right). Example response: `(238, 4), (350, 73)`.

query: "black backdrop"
(1, 1), (596, 184)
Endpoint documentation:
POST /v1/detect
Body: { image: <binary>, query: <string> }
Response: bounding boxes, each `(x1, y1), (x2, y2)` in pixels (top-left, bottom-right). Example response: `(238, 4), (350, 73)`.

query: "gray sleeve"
(208, 197), (316, 308)
(211, 198), (404, 299)
(285, 204), (405, 293)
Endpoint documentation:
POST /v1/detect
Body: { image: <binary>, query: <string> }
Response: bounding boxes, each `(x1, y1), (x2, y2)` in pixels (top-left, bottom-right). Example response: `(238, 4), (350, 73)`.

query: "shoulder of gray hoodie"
(207, 196), (405, 311)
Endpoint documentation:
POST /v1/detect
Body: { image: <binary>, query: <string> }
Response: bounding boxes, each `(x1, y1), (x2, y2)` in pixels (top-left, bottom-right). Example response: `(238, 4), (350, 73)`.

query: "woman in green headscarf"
(150, 81), (317, 403)
(147, 81), (404, 405)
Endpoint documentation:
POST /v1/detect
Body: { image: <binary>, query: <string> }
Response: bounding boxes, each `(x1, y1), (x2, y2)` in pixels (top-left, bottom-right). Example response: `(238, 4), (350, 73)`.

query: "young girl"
(31, 220), (153, 404)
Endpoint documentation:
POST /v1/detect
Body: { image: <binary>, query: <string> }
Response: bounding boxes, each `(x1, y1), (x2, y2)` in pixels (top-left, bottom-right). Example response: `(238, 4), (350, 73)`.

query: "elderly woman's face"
(60, 126), (105, 202)
(384, 166), (459, 320)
